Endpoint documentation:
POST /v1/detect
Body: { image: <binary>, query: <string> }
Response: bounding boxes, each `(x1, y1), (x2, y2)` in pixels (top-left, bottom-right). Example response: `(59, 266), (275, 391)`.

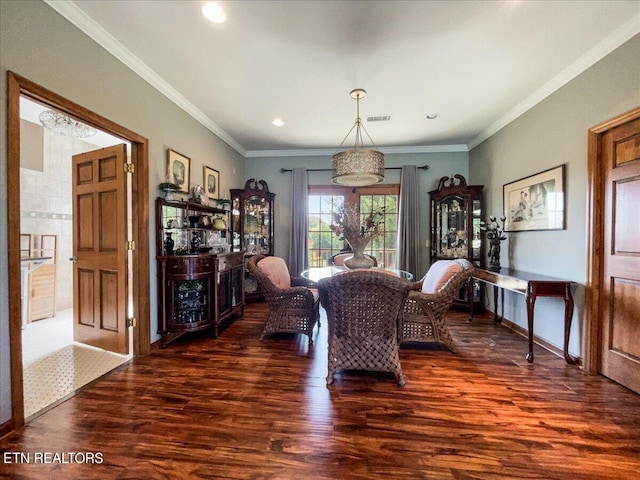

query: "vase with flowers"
(330, 203), (386, 269)
(480, 215), (507, 272)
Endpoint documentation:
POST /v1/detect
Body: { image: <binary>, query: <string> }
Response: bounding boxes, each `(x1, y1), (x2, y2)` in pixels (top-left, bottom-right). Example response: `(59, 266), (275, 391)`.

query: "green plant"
(159, 181), (178, 191)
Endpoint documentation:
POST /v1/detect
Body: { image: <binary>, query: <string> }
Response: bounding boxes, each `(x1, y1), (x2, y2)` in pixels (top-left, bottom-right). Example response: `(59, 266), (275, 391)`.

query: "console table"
(469, 268), (576, 365)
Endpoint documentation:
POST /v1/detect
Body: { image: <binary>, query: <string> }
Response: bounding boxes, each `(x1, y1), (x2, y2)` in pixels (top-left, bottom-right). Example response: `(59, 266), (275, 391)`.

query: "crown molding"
(468, 14), (640, 150)
(245, 144), (468, 158)
(45, 1), (639, 158)
(44, 0), (247, 157)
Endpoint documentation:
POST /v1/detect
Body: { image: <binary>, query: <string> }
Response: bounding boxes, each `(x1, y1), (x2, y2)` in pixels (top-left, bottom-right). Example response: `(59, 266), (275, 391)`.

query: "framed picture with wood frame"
(167, 149), (190, 193)
(503, 164), (566, 232)
(203, 166), (219, 198)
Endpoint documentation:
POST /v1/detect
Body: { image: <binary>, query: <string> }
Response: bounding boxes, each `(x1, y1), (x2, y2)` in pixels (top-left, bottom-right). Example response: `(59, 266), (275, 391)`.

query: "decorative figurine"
(480, 216), (507, 272)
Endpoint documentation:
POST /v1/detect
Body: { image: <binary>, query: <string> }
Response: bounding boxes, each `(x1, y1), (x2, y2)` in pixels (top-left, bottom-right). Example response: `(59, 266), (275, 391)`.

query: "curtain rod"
(280, 165), (429, 173)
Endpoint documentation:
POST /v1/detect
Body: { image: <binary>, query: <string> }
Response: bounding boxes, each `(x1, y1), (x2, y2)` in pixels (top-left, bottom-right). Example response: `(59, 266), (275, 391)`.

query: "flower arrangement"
(479, 215), (507, 241)
(330, 203), (386, 243)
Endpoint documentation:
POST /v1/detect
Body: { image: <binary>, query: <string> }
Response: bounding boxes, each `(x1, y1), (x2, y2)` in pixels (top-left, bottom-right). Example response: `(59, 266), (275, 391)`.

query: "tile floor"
(21, 309), (130, 419)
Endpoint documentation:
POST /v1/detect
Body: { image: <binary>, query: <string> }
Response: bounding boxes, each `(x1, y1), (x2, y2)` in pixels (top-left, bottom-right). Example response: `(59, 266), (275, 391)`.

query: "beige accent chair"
(399, 259), (474, 351)
(247, 255), (320, 345)
(318, 270), (412, 386)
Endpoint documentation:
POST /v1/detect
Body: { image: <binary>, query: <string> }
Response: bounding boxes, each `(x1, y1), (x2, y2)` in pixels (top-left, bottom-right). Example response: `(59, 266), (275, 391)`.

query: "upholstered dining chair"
(328, 251), (377, 267)
(399, 259), (474, 351)
(247, 255), (320, 345)
(318, 270), (412, 386)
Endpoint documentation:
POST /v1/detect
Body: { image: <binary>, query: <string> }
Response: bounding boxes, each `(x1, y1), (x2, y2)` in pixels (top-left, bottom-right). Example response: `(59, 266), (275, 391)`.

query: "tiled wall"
(20, 122), (95, 311)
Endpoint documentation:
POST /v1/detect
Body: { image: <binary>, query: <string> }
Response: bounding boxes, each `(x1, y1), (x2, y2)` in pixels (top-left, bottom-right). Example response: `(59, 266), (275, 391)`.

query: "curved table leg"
(526, 294), (536, 362)
(563, 284), (577, 365)
(493, 285), (501, 323)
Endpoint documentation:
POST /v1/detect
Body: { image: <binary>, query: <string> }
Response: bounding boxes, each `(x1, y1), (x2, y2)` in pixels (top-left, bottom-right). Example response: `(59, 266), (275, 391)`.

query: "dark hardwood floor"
(2, 302), (639, 479)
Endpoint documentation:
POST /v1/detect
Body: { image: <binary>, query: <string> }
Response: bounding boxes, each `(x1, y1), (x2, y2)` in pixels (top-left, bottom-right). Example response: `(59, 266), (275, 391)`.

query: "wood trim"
(0, 419), (15, 441)
(7, 72), (25, 429)
(6, 71), (151, 433)
(584, 106), (640, 374)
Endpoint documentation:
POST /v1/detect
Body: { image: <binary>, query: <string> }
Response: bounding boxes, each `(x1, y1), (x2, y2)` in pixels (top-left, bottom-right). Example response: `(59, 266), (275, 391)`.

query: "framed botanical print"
(167, 149), (190, 193)
(503, 164), (566, 232)
(203, 166), (219, 198)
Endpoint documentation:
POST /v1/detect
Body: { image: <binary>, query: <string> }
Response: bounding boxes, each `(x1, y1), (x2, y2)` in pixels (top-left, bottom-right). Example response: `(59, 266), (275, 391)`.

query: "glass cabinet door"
(472, 199), (482, 264)
(230, 179), (275, 256)
(244, 195), (271, 255)
(436, 194), (468, 259)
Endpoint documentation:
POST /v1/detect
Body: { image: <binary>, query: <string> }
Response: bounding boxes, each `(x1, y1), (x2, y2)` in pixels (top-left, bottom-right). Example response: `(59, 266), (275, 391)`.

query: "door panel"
(600, 117), (640, 393)
(78, 268), (95, 327)
(73, 144), (128, 354)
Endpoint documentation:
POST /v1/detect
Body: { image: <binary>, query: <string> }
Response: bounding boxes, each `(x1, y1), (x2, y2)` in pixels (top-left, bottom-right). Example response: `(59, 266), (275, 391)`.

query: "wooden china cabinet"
(429, 174), (485, 311)
(156, 197), (244, 347)
(230, 179), (275, 302)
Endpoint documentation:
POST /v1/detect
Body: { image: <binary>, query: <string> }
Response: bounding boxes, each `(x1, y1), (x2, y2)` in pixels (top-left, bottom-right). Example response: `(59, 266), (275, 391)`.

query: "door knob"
(69, 256), (78, 262)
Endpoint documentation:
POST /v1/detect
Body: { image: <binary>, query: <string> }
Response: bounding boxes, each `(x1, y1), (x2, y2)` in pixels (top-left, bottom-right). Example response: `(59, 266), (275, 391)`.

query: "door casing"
(584, 106), (640, 375)
(6, 71), (150, 431)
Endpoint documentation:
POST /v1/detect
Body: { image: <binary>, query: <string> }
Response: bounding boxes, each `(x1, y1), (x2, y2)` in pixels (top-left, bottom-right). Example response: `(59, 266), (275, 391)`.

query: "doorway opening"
(7, 72), (151, 430)
(19, 96), (132, 419)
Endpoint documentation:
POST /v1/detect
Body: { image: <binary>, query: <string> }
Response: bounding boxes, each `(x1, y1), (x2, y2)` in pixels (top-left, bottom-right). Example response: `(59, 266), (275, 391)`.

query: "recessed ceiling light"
(202, 2), (226, 24)
(272, 118), (284, 127)
(426, 113), (438, 120)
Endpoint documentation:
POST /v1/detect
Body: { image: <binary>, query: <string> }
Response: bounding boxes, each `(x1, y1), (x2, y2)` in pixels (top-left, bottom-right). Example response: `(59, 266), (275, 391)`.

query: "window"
(307, 185), (400, 268)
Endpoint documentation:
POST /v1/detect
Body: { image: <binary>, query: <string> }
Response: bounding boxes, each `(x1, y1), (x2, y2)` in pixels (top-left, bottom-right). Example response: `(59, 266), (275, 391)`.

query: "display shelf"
(429, 175), (485, 310)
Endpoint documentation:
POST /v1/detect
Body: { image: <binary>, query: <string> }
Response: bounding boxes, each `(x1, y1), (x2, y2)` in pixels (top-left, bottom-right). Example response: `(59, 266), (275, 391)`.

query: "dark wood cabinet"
(430, 175), (485, 310)
(156, 198), (244, 347)
(230, 179), (275, 302)
(216, 251), (245, 323)
(230, 179), (275, 256)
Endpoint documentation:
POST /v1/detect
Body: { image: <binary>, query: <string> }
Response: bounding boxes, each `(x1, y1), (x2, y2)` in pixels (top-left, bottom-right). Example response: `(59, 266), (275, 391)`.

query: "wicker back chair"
(247, 255), (320, 345)
(400, 259), (474, 351)
(318, 270), (412, 386)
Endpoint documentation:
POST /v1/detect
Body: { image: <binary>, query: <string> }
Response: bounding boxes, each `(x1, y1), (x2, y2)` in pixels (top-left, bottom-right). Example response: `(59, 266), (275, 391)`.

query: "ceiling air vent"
(366, 115), (391, 122)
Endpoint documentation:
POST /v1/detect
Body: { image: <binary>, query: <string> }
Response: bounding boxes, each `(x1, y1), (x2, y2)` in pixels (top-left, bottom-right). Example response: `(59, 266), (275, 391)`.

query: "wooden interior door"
(72, 144), (129, 354)
(599, 115), (640, 393)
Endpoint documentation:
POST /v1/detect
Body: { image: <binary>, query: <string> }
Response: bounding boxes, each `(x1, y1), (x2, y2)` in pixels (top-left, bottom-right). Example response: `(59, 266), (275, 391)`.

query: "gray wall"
(469, 34), (640, 360)
(245, 151), (469, 276)
(0, 0), (246, 423)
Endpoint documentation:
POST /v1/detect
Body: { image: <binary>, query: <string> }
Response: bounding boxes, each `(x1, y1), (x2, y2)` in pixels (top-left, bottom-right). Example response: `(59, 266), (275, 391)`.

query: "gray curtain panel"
(397, 165), (420, 276)
(288, 167), (309, 275)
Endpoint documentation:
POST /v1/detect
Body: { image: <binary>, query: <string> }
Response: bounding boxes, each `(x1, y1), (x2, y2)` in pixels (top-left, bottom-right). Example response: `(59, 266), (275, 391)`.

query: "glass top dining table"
(300, 266), (414, 283)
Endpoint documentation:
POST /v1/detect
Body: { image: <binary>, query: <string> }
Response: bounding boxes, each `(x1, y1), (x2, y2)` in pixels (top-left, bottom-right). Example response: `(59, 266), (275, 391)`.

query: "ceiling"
(49, 1), (640, 156)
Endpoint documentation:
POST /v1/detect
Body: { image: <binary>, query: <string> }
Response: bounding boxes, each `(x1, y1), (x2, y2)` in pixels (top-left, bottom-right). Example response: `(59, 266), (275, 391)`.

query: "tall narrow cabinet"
(230, 179), (275, 302)
(430, 175), (484, 310)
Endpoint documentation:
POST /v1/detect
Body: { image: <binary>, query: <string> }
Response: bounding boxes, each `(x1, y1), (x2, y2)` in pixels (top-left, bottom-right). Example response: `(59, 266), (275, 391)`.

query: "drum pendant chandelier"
(331, 89), (384, 186)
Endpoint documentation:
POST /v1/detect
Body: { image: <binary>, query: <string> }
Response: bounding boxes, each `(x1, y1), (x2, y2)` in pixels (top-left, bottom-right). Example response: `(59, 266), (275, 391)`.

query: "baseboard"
(498, 315), (582, 366)
(0, 419), (15, 440)
(150, 331), (184, 351)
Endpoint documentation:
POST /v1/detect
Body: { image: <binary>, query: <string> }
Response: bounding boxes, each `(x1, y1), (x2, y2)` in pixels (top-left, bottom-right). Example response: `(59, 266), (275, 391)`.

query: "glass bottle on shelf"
(164, 233), (174, 255)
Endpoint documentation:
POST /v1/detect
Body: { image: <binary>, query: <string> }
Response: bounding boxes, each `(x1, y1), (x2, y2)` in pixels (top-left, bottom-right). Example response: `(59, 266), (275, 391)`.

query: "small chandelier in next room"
(331, 89), (384, 186)
(39, 110), (97, 138)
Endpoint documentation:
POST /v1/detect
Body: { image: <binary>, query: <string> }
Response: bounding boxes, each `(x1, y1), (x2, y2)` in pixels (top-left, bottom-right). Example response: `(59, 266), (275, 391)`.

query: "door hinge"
(127, 240), (135, 251)
(126, 317), (137, 328)
(124, 163), (135, 174)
